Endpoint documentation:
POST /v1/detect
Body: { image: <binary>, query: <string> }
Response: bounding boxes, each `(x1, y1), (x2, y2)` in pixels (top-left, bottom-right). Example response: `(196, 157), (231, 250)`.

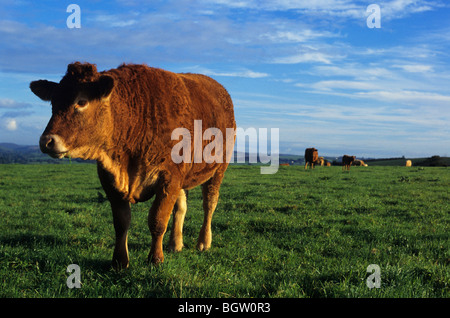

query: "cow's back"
(178, 73), (235, 132)
(105, 64), (234, 151)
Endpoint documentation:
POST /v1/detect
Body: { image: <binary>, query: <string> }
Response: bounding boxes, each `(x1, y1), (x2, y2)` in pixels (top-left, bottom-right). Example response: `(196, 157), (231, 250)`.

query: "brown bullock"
(304, 147), (319, 170)
(30, 62), (236, 268)
(342, 155), (356, 171)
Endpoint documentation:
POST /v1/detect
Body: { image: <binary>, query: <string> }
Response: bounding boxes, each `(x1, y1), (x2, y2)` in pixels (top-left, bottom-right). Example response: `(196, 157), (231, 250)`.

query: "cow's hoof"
(168, 241), (184, 252)
(196, 241), (211, 251)
(112, 259), (129, 271)
(148, 253), (164, 265)
(197, 231), (211, 251)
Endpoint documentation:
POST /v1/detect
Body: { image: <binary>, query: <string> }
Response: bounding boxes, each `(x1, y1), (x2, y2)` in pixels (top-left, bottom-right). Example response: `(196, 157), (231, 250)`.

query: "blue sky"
(0, 0), (449, 158)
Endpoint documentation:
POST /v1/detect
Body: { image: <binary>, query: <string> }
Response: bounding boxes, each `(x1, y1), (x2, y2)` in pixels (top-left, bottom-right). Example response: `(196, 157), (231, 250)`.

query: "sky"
(0, 0), (449, 158)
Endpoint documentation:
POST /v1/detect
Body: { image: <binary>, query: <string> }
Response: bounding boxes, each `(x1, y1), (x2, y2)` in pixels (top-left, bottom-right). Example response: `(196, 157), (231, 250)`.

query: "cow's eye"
(75, 99), (88, 110)
(77, 99), (88, 107)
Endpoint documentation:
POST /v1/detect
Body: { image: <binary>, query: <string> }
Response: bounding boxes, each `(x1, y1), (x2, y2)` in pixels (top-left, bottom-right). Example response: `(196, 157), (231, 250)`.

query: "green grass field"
(0, 163), (448, 298)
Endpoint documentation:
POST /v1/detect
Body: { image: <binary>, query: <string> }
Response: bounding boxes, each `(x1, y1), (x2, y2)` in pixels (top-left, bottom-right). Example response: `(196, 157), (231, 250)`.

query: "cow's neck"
(96, 89), (160, 202)
(98, 141), (161, 203)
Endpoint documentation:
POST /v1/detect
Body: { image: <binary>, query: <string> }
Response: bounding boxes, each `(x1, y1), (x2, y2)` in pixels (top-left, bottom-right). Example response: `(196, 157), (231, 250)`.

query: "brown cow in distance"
(342, 155), (356, 171)
(30, 62), (236, 269)
(304, 147), (319, 170)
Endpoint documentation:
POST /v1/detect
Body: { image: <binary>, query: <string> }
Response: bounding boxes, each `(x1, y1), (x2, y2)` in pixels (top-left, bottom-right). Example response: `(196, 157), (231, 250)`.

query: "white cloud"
(300, 78), (450, 107)
(92, 14), (138, 27)
(0, 99), (19, 108)
(273, 52), (334, 64)
(356, 90), (450, 104)
(380, 0), (439, 19)
(210, 69), (269, 78)
(205, 0), (360, 15)
(183, 66), (269, 78)
(6, 119), (17, 131)
(313, 65), (393, 80)
(309, 80), (381, 91)
(0, 98), (32, 109)
(392, 64), (433, 73)
(204, 0), (443, 20)
(261, 30), (332, 43)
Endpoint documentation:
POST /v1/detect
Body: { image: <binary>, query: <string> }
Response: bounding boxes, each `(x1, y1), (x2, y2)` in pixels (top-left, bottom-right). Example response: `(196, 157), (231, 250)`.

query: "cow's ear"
(30, 80), (58, 101)
(86, 75), (115, 100)
(97, 75), (115, 98)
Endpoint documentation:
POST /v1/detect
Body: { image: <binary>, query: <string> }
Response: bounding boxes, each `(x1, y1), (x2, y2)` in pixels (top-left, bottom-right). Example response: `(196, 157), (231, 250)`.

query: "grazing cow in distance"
(406, 160), (412, 167)
(304, 148), (319, 170)
(30, 62), (236, 269)
(352, 159), (368, 167)
(317, 156), (325, 166)
(326, 161), (331, 167)
(342, 155), (356, 171)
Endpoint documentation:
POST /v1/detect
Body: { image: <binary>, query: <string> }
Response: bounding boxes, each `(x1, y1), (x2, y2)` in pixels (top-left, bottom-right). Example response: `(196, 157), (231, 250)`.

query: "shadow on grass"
(0, 233), (66, 247)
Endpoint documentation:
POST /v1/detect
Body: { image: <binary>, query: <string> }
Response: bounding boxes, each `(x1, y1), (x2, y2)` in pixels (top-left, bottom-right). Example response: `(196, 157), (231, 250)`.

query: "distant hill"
(0, 143), (448, 166)
(0, 143), (48, 164)
(0, 143), (92, 164)
(365, 156), (450, 167)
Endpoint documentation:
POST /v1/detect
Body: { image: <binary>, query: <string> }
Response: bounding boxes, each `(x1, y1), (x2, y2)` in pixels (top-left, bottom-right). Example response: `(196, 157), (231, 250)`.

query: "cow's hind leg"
(168, 189), (188, 252)
(197, 170), (224, 251)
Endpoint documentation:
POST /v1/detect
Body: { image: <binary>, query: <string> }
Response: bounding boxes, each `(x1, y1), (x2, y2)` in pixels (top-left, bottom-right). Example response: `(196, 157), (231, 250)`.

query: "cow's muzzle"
(39, 134), (69, 159)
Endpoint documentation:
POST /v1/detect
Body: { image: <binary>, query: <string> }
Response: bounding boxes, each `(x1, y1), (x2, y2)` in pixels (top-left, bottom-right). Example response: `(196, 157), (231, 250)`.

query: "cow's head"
(30, 62), (115, 160)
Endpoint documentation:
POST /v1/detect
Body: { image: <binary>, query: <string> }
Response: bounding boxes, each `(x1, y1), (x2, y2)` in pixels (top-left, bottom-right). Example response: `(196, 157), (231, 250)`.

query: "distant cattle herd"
(300, 148), (411, 170)
(303, 147), (361, 170)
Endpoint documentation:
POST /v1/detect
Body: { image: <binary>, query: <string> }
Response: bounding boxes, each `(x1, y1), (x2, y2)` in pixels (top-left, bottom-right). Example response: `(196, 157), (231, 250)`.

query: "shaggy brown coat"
(30, 62), (236, 268)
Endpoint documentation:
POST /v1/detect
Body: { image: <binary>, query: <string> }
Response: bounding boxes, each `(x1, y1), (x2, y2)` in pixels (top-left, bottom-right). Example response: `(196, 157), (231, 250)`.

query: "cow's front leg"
(111, 199), (131, 269)
(97, 164), (131, 270)
(148, 182), (180, 265)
